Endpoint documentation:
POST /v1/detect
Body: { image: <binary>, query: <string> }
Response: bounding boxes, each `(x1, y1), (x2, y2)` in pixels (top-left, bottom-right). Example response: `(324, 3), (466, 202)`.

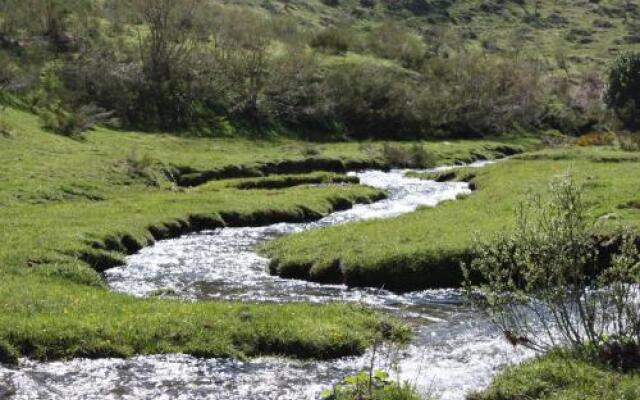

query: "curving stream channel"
(0, 162), (533, 400)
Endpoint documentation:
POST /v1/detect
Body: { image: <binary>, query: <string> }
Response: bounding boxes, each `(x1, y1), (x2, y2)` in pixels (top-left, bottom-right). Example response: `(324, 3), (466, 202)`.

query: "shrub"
(575, 132), (616, 146)
(40, 104), (116, 138)
(606, 52), (640, 130)
(310, 26), (354, 54)
(363, 22), (427, 69)
(381, 143), (436, 168)
(618, 134), (640, 151)
(323, 61), (419, 137)
(0, 339), (19, 364)
(322, 370), (422, 400)
(464, 175), (640, 354)
(300, 143), (321, 157)
(0, 113), (13, 137)
(417, 53), (546, 137)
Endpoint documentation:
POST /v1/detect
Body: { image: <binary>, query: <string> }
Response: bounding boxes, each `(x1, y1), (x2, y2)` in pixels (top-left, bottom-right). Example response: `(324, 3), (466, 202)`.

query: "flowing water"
(0, 162), (534, 400)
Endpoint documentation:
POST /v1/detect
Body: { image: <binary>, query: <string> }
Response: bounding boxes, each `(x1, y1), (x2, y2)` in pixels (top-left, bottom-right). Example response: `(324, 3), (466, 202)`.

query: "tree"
(606, 52), (640, 130)
(133, 0), (204, 129)
(213, 7), (274, 122)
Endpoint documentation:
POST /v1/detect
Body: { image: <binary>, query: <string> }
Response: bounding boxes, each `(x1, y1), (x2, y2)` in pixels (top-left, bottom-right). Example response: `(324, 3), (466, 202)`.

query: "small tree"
(464, 175), (640, 353)
(133, 0), (204, 129)
(213, 7), (274, 122)
(606, 52), (640, 130)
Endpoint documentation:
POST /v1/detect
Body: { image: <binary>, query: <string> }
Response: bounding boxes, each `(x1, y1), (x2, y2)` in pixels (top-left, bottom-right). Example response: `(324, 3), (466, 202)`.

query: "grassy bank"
(0, 107), (531, 363)
(468, 350), (640, 400)
(266, 146), (640, 291)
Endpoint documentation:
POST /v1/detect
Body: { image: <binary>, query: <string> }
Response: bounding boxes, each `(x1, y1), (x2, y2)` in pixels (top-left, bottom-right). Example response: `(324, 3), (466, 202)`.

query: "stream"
(0, 162), (533, 400)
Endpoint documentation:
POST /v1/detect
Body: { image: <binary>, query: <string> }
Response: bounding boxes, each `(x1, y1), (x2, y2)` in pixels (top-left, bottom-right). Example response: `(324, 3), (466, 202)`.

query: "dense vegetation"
(0, 0), (639, 139)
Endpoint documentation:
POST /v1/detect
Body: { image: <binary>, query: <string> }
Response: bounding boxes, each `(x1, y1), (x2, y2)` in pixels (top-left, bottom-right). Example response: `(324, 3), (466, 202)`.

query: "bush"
(575, 132), (616, 146)
(323, 61), (419, 137)
(618, 134), (640, 151)
(0, 112), (13, 137)
(322, 370), (423, 400)
(464, 175), (640, 354)
(311, 26), (354, 54)
(381, 143), (436, 168)
(0, 339), (19, 364)
(40, 104), (116, 138)
(362, 22), (427, 69)
(606, 52), (640, 130)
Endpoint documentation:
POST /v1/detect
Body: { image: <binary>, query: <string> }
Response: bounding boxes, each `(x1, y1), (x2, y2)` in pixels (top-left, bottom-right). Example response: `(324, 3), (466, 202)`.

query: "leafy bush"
(362, 22), (427, 69)
(0, 112), (13, 137)
(417, 54), (547, 137)
(575, 132), (616, 146)
(311, 26), (354, 54)
(381, 143), (436, 168)
(322, 61), (419, 137)
(464, 175), (640, 355)
(618, 134), (640, 151)
(606, 52), (640, 130)
(40, 104), (116, 138)
(322, 370), (422, 400)
(0, 340), (19, 365)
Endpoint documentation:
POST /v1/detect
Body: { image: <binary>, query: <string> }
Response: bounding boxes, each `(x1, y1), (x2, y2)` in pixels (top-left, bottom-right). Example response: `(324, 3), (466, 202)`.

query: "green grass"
(468, 350), (640, 400)
(266, 146), (640, 291)
(0, 106), (531, 363)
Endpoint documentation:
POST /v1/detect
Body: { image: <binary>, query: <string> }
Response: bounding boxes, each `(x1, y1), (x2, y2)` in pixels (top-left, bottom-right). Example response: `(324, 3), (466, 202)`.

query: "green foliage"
(381, 143), (436, 168)
(0, 0), (631, 138)
(322, 370), (423, 400)
(618, 134), (640, 152)
(39, 104), (116, 138)
(311, 26), (354, 54)
(0, 339), (19, 365)
(464, 175), (640, 353)
(606, 52), (640, 130)
(0, 113), (13, 137)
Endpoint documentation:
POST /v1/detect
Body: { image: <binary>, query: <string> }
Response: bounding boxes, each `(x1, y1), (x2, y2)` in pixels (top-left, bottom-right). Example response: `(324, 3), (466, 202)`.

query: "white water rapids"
(0, 161), (534, 400)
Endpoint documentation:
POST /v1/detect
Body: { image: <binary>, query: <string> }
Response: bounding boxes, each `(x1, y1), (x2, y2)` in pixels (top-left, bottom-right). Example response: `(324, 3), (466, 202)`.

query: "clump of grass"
(300, 143), (322, 157)
(0, 339), (19, 365)
(618, 134), (640, 151)
(468, 350), (640, 400)
(116, 152), (163, 187)
(0, 115), (13, 138)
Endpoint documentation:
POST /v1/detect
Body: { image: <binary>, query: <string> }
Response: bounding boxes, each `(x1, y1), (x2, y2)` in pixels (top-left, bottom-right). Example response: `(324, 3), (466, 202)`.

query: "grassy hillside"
(233, 0), (639, 73)
(2, 0), (638, 138)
